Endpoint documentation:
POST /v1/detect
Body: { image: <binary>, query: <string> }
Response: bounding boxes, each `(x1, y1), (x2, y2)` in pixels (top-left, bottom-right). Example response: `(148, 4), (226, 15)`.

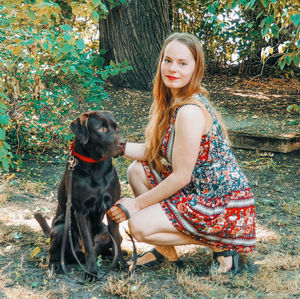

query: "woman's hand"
(107, 197), (140, 223)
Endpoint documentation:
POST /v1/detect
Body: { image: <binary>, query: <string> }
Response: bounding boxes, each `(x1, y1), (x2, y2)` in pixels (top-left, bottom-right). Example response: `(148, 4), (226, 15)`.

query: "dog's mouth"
(112, 141), (126, 158)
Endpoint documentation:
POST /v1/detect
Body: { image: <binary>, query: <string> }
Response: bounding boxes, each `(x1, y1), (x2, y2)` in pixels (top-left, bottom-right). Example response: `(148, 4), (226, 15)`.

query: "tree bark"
(99, 0), (170, 90)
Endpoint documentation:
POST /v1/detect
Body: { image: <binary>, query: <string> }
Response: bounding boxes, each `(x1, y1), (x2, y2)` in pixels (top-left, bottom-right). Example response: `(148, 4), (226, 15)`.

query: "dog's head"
(70, 111), (125, 159)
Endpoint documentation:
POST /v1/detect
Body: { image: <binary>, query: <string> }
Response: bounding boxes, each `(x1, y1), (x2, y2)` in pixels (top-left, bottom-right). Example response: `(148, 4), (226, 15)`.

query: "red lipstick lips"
(167, 75), (179, 80)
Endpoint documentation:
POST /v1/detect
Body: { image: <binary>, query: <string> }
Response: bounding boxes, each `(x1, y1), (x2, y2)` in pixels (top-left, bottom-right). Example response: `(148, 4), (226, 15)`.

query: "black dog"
(35, 111), (125, 278)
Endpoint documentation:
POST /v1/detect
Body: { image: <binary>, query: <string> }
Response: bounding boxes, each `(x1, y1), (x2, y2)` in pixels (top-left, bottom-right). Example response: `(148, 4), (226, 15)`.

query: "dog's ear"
(70, 113), (90, 144)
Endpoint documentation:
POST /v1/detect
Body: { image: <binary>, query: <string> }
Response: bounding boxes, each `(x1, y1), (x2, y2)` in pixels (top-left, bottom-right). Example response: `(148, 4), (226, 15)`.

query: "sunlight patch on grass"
(254, 269), (300, 296)
(256, 224), (280, 242)
(176, 269), (227, 297)
(254, 252), (300, 271)
(102, 273), (151, 299)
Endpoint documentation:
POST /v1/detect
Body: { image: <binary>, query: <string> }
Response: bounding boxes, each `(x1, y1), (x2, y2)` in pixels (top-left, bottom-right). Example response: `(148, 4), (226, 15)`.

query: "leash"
(60, 154), (119, 283)
(125, 229), (137, 273)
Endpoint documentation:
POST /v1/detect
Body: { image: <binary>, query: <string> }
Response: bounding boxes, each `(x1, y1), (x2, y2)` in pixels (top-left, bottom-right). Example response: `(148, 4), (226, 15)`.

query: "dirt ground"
(0, 75), (299, 298)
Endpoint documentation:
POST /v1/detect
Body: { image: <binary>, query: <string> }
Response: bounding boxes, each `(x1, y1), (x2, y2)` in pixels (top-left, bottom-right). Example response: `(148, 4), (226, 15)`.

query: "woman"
(107, 32), (255, 273)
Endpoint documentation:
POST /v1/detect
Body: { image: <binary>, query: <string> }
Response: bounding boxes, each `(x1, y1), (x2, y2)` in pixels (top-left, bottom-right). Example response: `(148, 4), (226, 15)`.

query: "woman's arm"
(123, 142), (147, 161)
(134, 105), (206, 209)
(108, 105), (210, 222)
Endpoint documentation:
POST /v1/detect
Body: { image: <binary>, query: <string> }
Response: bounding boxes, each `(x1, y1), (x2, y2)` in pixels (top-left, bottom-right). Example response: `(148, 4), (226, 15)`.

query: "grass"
(0, 149), (299, 298)
(0, 81), (299, 297)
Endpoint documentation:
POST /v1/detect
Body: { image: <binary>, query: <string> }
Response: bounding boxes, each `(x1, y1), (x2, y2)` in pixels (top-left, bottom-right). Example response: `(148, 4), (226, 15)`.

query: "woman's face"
(161, 40), (196, 97)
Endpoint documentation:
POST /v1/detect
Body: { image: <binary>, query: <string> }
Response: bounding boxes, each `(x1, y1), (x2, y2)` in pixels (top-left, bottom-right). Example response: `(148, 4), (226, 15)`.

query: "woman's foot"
(128, 246), (182, 270)
(212, 250), (239, 273)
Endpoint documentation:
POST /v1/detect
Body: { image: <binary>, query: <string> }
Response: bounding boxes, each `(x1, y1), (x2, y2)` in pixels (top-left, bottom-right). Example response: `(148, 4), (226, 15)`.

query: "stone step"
(228, 130), (300, 153)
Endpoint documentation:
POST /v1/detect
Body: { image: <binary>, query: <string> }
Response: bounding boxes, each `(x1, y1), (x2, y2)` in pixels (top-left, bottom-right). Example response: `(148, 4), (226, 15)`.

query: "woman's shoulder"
(175, 102), (207, 125)
(175, 94), (209, 114)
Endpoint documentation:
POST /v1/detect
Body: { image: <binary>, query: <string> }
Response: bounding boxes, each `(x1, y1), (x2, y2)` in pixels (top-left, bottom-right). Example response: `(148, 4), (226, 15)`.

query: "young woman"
(107, 32), (256, 273)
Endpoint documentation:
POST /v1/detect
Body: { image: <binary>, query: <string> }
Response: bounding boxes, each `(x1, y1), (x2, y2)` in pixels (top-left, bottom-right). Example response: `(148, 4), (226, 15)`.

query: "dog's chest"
(70, 165), (116, 213)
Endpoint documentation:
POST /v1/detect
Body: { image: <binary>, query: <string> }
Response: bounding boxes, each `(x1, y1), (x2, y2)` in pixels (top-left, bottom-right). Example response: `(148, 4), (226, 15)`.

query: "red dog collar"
(70, 141), (105, 163)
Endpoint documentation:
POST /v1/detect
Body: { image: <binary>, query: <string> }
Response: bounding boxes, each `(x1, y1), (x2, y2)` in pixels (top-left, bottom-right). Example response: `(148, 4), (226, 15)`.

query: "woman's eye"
(180, 62), (187, 66)
(164, 58), (170, 63)
(98, 127), (107, 133)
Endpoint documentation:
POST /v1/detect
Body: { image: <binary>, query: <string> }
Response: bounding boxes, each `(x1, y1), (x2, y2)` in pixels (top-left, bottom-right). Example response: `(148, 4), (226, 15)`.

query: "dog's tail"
(34, 212), (51, 237)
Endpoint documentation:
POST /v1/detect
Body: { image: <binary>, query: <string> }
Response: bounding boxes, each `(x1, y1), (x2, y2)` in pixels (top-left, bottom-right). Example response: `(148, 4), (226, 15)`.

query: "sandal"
(134, 248), (184, 269)
(212, 250), (239, 273)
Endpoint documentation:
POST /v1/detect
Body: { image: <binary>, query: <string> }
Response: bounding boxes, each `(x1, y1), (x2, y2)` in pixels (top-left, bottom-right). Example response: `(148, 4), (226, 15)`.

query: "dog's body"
(39, 111), (125, 277)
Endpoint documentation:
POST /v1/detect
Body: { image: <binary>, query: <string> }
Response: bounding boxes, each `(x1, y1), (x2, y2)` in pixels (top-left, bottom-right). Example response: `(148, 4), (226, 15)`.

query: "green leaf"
(293, 54), (300, 66)
(0, 128), (5, 139)
(0, 114), (9, 126)
(0, 92), (9, 101)
(256, 11), (264, 20)
(100, 3), (109, 14)
(60, 24), (73, 31)
(287, 104), (299, 112)
(61, 43), (73, 53)
(31, 282), (38, 288)
(63, 33), (72, 42)
(264, 16), (274, 25)
(91, 11), (99, 22)
(285, 55), (292, 65)
(69, 65), (76, 73)
(25, 57), (35, 64)
(92, 0), (102, 6)
(250, 0), (256, 9)
(42, 42), (49, 50)
(270, 24), (279, 38)
(27, 10), (35, 21)
(207, 4), (215, 14)
(0, 157), (9, 171)
(262, 27), (269, 37)
(279, 58), (285, 70)
(290, 14), (300, 27)
(75, 38), (85, 51)
(261, 0), (269, 8)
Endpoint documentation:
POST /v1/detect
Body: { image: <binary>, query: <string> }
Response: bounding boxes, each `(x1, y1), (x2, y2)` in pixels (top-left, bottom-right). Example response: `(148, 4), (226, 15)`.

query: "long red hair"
(145, 32), (208, 172)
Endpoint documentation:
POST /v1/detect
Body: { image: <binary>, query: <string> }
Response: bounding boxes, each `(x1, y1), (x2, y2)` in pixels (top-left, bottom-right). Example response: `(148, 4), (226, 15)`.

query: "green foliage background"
(0, 0), (299, 172)
(172, 0), (299, 74)
(0, 0), (130, 171)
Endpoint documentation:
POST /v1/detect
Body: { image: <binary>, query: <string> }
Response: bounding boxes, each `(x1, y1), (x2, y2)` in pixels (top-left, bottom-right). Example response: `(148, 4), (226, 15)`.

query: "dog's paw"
(114, 258), (128, 271)
(84, 270), (98, 283)
(49, 262), (63, 274)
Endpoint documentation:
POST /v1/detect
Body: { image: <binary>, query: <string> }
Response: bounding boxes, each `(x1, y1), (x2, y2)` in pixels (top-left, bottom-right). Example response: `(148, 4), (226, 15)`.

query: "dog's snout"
(119, 139), (125, 146)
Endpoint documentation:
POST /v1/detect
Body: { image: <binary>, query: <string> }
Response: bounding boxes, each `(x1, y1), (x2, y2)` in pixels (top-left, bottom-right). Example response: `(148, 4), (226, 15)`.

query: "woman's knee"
(127, 161), (152, 192)
(127, 161), (142, 183)
(128, 217), (147, 242)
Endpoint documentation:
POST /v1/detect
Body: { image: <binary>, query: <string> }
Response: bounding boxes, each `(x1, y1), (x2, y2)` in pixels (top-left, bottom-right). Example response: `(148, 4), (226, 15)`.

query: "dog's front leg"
(74, 211), (98, 279)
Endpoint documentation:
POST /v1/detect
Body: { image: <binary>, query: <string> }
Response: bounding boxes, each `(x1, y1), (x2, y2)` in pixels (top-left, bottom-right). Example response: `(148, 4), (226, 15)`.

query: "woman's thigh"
(127, 161), (153, 196)
(128, 203), (204, 246)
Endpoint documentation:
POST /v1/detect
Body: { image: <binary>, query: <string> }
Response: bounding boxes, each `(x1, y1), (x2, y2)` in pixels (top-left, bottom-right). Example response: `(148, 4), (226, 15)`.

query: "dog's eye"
(98, 127), (107, 133)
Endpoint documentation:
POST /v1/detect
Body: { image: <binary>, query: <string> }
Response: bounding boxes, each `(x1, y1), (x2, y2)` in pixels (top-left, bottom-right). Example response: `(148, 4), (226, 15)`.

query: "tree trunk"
(99, 0), (170, 90)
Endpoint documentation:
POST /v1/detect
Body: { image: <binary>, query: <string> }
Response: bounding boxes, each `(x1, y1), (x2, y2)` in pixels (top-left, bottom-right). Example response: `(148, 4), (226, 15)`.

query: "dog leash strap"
(60, 167), (80, 282)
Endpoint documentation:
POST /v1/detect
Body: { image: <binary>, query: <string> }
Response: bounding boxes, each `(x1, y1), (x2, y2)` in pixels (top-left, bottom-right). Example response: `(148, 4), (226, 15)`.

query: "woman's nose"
(169, 62), (177, 72)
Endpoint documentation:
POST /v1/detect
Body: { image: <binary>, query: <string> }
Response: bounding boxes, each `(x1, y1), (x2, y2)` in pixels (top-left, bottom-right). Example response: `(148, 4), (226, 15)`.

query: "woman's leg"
(127, 161), (204, 264)
(127, 161), (233, 270)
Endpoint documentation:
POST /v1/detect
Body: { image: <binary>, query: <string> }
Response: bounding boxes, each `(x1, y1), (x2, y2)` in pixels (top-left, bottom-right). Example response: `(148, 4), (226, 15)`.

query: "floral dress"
(142, 95), (256, 253)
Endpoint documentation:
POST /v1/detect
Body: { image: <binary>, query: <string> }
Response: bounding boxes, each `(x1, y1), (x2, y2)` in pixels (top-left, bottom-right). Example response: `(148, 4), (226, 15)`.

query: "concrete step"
(221, 111), (300, 153)
(228, 130), (300, 153)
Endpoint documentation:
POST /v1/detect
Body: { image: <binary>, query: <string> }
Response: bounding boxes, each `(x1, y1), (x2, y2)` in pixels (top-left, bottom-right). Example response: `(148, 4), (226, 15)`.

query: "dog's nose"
(119, 138), (126, 146)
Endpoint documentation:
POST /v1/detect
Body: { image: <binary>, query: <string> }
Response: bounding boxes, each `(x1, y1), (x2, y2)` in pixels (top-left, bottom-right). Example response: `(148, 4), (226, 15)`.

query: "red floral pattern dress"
(142, 95), (256, 253)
